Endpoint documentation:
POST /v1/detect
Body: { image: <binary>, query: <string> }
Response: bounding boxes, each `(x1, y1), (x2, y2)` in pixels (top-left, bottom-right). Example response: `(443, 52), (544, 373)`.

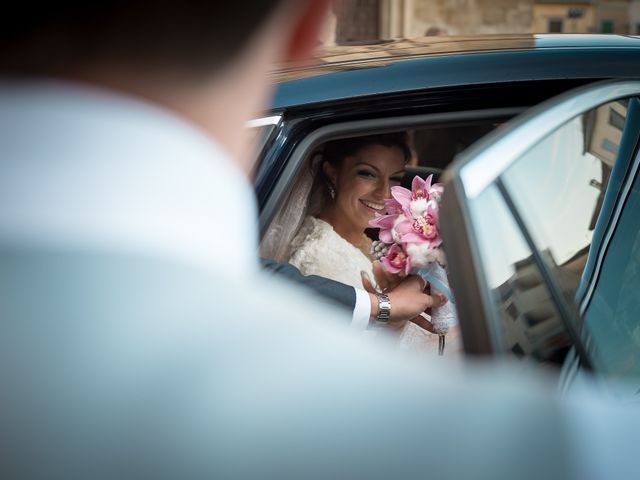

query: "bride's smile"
(360, 200), (385, 212)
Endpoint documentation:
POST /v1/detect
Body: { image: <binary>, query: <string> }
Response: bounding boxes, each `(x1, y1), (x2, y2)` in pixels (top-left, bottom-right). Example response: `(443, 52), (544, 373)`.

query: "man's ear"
(284, 0), (333, 63)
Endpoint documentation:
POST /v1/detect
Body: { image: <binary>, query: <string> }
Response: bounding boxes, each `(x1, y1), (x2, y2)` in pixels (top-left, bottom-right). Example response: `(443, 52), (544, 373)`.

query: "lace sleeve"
(287, 218), (372, 289)
(288, 221), (336, 279)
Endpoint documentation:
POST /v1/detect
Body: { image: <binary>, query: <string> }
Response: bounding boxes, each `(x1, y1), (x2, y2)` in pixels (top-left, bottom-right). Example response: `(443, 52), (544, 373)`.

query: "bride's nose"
(376, 177), (391, 199)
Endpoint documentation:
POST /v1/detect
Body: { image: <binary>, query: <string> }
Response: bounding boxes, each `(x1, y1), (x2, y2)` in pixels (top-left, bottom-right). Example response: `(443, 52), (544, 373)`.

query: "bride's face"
(327, 143), (405, 233)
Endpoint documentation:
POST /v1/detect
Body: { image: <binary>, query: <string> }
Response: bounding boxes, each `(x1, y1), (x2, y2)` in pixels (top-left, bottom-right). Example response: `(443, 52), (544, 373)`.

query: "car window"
(468, 184), (571, 363)
(260, 115), (509, 261)
(496, 97), (640, 377)
(500, 99), (630, 310)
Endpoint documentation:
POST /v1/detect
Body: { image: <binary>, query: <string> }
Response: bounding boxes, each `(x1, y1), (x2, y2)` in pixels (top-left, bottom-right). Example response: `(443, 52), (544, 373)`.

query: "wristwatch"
(375, 293), (391, 325)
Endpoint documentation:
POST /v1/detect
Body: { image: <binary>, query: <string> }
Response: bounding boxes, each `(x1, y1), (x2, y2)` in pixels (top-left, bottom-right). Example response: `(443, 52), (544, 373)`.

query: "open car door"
(441, 80), (640, 399)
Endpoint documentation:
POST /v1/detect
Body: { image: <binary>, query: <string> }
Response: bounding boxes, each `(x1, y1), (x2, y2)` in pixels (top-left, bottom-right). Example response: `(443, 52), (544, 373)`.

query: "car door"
(441, 80), (640, 395)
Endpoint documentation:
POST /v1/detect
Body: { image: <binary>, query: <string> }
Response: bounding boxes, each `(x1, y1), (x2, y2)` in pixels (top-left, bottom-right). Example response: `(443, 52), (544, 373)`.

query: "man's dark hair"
(0, 1), (287, 76)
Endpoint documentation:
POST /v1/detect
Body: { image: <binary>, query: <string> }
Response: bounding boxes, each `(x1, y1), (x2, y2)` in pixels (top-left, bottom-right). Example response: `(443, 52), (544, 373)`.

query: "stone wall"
(333, 0), (534, 44)
(631, 0), (640, 34)
(532, 4), (596, 33)
(331, 0), (634, 44)
(596, 0), (632, 33)
(334, 0), (381, 44)
(411, 0), (534, 36)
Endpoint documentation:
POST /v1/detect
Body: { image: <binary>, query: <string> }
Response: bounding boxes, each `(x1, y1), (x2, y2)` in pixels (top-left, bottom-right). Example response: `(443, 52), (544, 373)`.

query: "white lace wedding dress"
(288, 216), (460, 356)
(288, 216), (374, 289)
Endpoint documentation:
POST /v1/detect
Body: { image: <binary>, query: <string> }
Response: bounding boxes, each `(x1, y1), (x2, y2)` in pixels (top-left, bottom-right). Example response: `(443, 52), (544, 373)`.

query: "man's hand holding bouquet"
(368, 175), (458, 355)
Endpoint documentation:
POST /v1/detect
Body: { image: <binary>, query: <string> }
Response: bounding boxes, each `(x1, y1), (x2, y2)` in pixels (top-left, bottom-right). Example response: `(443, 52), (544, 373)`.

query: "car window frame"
(443, 79), (640, 368)
(258, 107), (525, 239)
(246, 114), (282, 174)
(577, 103), (640, 316)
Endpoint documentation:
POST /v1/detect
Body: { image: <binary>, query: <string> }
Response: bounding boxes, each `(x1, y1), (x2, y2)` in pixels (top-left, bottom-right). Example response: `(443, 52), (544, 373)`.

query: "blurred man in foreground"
(0, 2), (637, 479)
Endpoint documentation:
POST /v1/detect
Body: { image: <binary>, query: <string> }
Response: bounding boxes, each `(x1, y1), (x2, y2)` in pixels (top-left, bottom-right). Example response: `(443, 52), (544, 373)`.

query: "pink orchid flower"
(412, 174), (445, 204)
(369, 194), (407, 244)
(381, 243), (411, 275)
(383, 196), (403, 215)
(394, 201), (442, 247)
(390, 185), (412, 213)
(422, 202), (442, 246)
(391, 175), (443, 218)
(369, 213), (397, 244)
(411, 174), (433, 201)
(429, 182), (444, 201)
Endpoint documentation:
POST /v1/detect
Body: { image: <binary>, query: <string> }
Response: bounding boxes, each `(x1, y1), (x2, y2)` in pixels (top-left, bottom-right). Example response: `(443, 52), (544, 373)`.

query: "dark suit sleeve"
(260, 258), (356, 312)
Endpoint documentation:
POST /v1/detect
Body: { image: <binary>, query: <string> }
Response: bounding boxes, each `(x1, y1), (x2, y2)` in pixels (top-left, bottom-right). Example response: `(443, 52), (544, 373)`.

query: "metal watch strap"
(375, 293), (391, 324)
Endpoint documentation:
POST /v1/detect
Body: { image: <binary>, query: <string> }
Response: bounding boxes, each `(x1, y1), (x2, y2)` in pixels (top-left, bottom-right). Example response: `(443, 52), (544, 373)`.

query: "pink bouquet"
(369, 175), (457, 354)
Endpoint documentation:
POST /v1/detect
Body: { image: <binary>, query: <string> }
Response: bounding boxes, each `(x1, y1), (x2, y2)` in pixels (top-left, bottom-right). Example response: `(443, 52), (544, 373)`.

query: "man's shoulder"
(0, 247), (593, 480)
(0, 246), (352, 347)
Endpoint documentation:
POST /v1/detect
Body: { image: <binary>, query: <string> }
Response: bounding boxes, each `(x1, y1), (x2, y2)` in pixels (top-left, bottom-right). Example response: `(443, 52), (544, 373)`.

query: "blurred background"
(321, 0), (640, 45)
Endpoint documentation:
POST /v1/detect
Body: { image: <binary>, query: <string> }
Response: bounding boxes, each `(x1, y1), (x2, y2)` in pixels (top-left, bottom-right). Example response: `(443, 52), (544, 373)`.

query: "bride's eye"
(390, 176), (404, 186)
(357, 169), (377, 179)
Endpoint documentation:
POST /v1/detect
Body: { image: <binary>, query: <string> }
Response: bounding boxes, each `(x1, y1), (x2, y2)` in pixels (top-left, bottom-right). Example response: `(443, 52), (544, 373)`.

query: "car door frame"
(258, 107), (524, 238)
(255, 79), (597, 217)
(441, 79), (640, 367)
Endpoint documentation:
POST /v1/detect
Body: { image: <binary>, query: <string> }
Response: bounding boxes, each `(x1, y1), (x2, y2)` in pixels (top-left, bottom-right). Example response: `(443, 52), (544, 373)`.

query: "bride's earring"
(329, 185), (336, 200)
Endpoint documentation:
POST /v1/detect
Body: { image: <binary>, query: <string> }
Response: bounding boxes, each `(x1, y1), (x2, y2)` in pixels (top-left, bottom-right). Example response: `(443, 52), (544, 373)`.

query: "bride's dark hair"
(307, 132), (411, 216)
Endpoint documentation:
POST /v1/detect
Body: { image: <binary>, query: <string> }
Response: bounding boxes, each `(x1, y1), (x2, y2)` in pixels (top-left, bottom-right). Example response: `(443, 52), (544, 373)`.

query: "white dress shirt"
(0, 79), (259, 279)
(352, 288), (372, 329)
(0, 78), (372, 324)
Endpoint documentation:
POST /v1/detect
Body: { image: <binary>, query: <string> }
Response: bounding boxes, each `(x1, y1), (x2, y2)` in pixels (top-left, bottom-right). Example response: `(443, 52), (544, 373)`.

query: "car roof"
(271, 34), (640, 110)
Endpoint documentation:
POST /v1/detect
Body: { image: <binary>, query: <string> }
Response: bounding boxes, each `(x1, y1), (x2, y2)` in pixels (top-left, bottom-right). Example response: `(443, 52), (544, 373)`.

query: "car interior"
(259, 93), (640, 381)
(258, 115), (510, 360)
(259, 116), (509, 262)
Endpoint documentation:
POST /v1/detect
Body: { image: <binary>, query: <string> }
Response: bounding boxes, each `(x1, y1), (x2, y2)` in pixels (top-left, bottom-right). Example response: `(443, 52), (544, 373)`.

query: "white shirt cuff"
(350, 288), (371, 331)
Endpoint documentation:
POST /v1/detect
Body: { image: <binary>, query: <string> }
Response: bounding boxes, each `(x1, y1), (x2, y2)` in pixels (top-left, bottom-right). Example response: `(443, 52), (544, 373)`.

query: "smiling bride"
(282, 132), (461, 357)
(288, 133), (408, 290)
(286, 132), (458, 353)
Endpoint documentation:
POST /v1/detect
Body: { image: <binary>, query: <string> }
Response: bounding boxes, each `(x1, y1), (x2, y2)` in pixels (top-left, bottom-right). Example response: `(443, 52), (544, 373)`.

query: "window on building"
(548, 19), (563, 33)
(567, 8), (585, 19)
(602, 138), (619, 155)
(609, 108), (626, 131)
(601, 20), (614, 34)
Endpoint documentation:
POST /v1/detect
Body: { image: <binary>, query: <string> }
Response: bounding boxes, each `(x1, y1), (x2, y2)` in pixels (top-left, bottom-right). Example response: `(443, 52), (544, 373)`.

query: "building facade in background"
(630, 0), (640, 33)
(330, 0), (636, 44)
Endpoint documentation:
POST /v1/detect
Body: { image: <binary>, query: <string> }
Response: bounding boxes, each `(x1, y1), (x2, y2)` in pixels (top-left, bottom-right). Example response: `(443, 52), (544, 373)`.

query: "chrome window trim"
(557, 347), (580, 397)
(259, 108), (524, 237)
(455, 80), (640, 199)
(579, 146), (640, 315)
(246, 115), (282, 129)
